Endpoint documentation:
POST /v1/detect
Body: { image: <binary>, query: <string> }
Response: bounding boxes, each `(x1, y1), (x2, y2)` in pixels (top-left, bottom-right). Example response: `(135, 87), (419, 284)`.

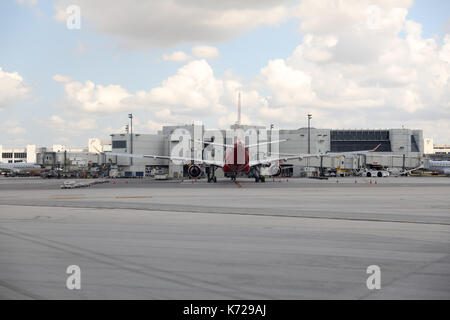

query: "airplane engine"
(269, 165), (282, 177)
(188, 165), (202, 178)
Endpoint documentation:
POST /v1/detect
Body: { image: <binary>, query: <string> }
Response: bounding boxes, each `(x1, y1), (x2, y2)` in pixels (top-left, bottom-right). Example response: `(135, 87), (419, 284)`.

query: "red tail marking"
(372, 144), (381, 151)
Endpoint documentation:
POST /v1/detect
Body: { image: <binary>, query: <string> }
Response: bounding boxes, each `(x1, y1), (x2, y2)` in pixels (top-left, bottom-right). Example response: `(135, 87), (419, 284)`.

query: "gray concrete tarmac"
(0, 176), (449, 299)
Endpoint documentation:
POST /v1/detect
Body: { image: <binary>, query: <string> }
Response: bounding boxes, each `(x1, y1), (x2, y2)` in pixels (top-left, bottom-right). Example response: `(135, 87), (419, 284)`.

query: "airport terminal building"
(2, 126), (423, 178)
(108, 126), (424, 178)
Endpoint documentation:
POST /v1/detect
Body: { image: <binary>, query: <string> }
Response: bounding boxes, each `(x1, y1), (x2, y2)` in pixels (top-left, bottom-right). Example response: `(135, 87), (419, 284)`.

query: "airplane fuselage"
(0, 162), (43, 174)
(222, 140), (250, 174)
(429, 160), (450, 175)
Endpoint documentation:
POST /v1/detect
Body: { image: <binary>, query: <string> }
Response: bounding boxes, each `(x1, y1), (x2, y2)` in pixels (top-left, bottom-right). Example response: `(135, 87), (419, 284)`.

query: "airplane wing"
(249, 154), (319, 166)
(249, 144), (381, 166)
(105, 152), (225, 167)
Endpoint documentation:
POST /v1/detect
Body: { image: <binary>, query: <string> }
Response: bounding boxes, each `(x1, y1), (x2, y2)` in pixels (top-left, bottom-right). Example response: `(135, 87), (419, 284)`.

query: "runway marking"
(0, 226), (270, 299)
(115, 196), (153, 199)
(2, 203), (448, 226)
(0, 279), (42, 300)
(51, 197), (84, 200)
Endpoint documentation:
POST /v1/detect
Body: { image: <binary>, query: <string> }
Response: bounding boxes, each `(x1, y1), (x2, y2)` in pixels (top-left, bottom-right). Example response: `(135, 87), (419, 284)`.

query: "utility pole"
(237, 92), (241, 126)
(270, 124), (274, 157)
(307, 113), (312, 154)
(128, 113), (133, 167)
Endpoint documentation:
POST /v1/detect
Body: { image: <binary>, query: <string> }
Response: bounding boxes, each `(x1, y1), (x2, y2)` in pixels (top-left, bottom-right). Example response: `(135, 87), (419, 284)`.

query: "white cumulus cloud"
(53, 60), (253, 128)
(253, 0), (450, 138)
(54, 77), (133, 112)
(51, 0), (450, 140)
(192, 45), (220, 59)
(53, 0), (292, 47)
(0, 68), (30, 110)
(48, 115), (97, 132)
(162, 51), (191, 62)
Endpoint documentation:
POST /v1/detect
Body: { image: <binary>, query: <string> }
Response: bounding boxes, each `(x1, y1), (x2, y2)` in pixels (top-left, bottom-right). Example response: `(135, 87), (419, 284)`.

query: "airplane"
(0, 162), (44, 175)
(427, 160), (450, 175)
(104, 96), (381, 183)
(389, 160), (450, 176)
(388, 159), (450, 177)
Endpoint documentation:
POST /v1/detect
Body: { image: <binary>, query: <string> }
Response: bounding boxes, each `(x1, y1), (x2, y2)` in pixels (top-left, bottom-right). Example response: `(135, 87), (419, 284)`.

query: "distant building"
(88, 138), (112, 153)
(52, 144), (87, 153)
(0, 145), (37, 163)
(36, 140), (111, 169)
(0, 140), (110, 170)
(424, 138), (450, 155)
(434, 144), (450, 154)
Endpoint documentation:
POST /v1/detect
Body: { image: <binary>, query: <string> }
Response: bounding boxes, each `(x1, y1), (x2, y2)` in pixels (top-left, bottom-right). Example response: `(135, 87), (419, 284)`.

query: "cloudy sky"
(1, 0), (449, 147)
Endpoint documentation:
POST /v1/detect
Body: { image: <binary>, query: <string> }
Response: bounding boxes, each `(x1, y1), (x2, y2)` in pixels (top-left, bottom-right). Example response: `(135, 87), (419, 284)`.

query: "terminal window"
(330, 130), (391, 152)
(14, 153), (27, 158)
(112, 140), (127, 149)
(410, 135), (419, 152)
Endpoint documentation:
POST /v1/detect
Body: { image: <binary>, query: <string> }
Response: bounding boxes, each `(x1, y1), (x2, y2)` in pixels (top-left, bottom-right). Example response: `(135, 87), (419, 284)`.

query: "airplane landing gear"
(254, 166), (266, 182)
(255, 175), (265, 182)
(207, 165), (217, 183)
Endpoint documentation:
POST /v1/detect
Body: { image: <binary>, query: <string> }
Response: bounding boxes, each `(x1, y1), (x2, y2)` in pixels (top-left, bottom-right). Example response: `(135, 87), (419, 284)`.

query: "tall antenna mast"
(237, 92), (241, 126)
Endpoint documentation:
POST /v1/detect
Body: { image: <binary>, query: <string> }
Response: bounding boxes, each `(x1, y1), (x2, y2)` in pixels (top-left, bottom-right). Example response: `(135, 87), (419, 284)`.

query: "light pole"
(128, 113), (133, 166)
(307, 113), (312, 154)
(270, 124), (274, 157)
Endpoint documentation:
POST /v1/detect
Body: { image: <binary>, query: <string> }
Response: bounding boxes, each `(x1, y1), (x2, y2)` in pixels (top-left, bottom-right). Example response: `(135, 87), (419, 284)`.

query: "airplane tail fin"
(372, 144), (381, 152)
